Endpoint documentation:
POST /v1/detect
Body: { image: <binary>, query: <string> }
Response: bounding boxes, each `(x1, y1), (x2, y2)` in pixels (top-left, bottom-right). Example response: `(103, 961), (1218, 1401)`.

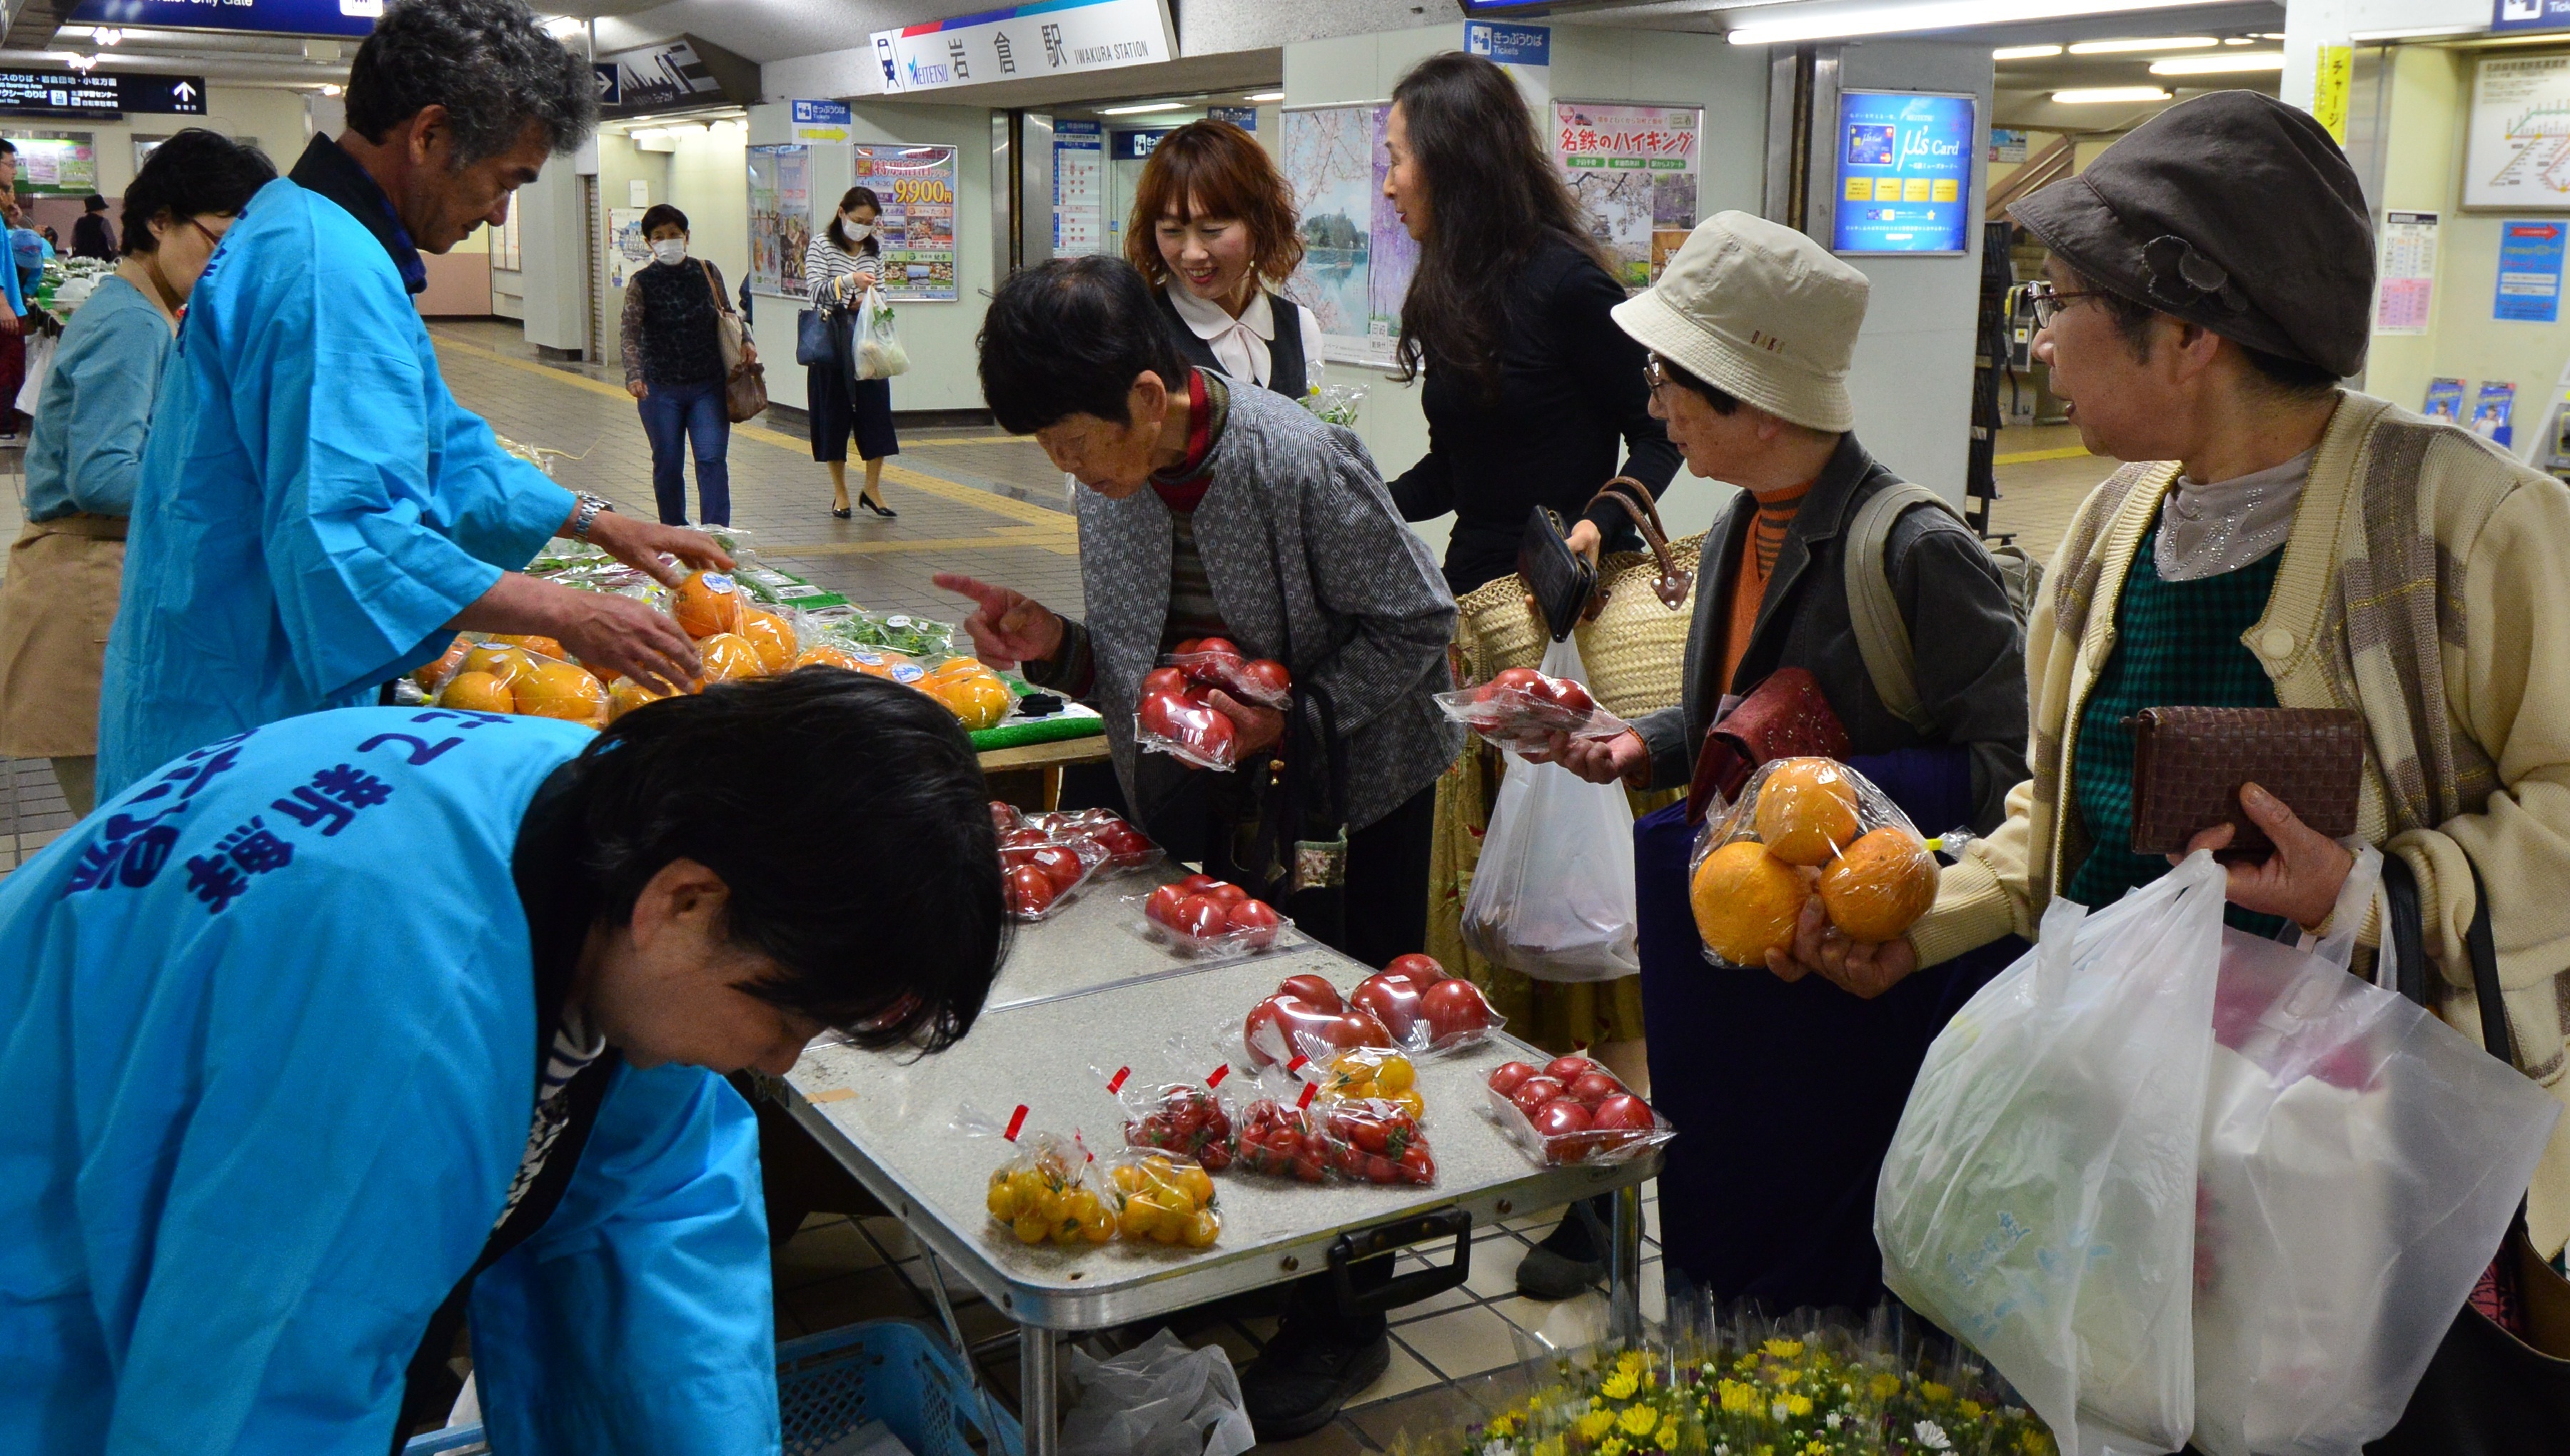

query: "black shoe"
(831, 506), (852, 520)
(1238, 1320), (1390, 1442)
(1515, 1195), (1611, 1300)
(860, 496), (897, 517)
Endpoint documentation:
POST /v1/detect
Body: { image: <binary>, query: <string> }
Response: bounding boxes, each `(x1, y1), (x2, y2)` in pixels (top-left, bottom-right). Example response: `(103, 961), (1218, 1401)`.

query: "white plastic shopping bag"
(2190, 885), (2560, 1456)
(1878, 851), (2229, 1456)
(1460, 637), (1639, 982)
(1059, 1329), (1255, 1456)
(855, 287), (910, 380)
(15, 329), (54, 416)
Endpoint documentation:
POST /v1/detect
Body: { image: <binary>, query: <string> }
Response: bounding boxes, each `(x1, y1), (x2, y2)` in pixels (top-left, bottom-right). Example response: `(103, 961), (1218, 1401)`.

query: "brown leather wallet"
(2129, 705), (2365, 857)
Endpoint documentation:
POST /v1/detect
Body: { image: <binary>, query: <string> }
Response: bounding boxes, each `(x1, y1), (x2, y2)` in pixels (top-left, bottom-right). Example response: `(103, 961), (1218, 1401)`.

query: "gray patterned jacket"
(1064, 380), (1463, 833)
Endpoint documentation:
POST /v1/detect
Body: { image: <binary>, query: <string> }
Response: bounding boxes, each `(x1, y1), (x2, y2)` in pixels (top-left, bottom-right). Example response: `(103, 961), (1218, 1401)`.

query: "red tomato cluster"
(1126, 1084), (1234, 1171)
(1348, 953), (1498, 1051)
(998, 826), (1103, 919)
(1168, 637), (1294, 707)
(1243, 972), (1394, 1068)
(1473, 666), (1598, 716)
(1137, 679), (1241, 769)
(1233, 1098), (1326, 1183)
(1447, 667), (1614, 752)
(1319, 1101), (1437, 1185)
(1145, 874), (1284, 950)
(1486, 1054), (1658, 1165)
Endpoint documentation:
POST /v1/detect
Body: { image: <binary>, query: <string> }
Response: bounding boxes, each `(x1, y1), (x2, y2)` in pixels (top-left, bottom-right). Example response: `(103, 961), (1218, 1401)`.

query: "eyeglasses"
(1643, 356), (1670, 397)
(2025, 279), (2112, 328)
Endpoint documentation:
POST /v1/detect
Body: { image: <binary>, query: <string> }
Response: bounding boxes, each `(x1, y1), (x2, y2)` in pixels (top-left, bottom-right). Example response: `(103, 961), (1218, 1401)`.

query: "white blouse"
(1166, 285), (1328, 393)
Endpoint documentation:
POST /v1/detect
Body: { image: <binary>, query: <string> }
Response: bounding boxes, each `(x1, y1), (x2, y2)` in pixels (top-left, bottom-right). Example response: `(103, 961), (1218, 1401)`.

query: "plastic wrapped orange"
(695, 632), (764, 684)
(1690, 840), (1808, 966)
(1753, 758), (1863, 866)
(513, 659), (609, 727)
(460, 643), (537, 688)
(1691, 756), (1938, 966)
(931, 667), (1013, 730)
(738, 609), (796, 673)
(607, 676), (677, 722)
(440, 670), (515, 714)
(672, 570), (745, 639)
(792, 643), (866, 672)
(488, 633), (569, 661)
(1820, 826), (1939, 941)
(413, 636), (469, 692)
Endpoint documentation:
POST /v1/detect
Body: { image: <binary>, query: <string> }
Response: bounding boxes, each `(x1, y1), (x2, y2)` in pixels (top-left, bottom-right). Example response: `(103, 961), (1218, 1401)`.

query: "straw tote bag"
(1452, 479), (1701, 719)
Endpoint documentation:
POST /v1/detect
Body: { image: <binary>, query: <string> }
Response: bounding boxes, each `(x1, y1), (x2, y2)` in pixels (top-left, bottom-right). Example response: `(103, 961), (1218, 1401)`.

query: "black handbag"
(1223, 683), (1349, 952)
(2367, 854), (2570, 1455)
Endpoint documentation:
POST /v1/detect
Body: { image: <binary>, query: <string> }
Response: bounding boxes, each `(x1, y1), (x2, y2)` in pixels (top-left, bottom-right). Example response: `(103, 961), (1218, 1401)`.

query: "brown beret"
(2010, 91), (2374, 379)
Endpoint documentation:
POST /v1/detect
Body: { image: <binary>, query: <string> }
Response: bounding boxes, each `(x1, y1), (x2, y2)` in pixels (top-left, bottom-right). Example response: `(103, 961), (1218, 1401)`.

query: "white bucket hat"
(1610, 211), (1869, 434)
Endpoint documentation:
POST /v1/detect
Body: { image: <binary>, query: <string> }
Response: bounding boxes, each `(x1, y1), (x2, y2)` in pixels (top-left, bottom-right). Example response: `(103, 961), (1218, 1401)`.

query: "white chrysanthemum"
(1914, 1418), (1952, 1450)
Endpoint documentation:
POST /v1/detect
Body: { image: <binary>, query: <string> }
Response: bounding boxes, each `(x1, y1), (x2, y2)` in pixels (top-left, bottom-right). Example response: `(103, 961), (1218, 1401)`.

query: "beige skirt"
(0, 513), (126, 759)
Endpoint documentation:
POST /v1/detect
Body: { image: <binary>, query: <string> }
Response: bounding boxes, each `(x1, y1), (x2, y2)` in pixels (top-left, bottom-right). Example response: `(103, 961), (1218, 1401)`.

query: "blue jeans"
(637, 380), (730, 526)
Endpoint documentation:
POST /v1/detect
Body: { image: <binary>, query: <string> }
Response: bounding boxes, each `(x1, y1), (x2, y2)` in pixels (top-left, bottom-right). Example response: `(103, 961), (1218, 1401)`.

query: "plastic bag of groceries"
(1686, 755), (1939, 969)
(1459, 638), (1638, 981)
(2190, 852), (2560, 1456)
(1878, 851), (2229, 1456)
(1060, 1329), (1254, 1456)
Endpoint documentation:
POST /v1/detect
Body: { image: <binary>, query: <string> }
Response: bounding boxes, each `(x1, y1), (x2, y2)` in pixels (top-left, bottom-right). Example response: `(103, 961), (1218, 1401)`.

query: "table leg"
(1019, 1324), (1059, 1456)
(1041, 763), (1064, 811)
(1607, 1181), (1646, 1344)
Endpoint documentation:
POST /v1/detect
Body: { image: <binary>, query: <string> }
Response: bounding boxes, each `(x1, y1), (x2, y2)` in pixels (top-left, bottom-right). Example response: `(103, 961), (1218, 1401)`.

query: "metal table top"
(982, 862), (1310, 1011)
(786, 944), (1658, 1331)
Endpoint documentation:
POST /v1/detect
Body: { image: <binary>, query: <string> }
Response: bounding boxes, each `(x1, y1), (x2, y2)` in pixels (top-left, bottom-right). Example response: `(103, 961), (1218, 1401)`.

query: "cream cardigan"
(1913, 391), (2570, 1251)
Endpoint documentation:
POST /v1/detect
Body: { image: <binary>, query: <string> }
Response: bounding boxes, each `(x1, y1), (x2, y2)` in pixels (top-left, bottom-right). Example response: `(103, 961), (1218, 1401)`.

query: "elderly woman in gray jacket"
(936, 256), (1462, 970)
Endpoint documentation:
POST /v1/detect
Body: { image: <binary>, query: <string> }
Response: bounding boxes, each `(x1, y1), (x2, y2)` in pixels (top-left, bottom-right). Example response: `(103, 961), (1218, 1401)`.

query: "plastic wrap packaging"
(1134, 682), (1249, 770)
(1103, 1150), (1221, 1247)
(1314, 1097), (1437, 1186)
(1102, 1047), (1239, 1171)
(1060, 1329), (1255, 1456)
(1343, 952), (1502, 1054)
(1481, 1053), (1673, 1168)
(1237, 971), (1395, 1069)
(1877, 852), (2229, 1456)
(989, 799), (1026, 836)
(1229, 1068), (1326, 1183)
(1296, 1045), (1425, 1121)
(430, 636), (613, 729)
(1304, 382), (1366, 429)
(1024, 807), (1163, 874)
(999, 829), (1109, 921)
(1686, 756), (1938, 969)
(825, 609), (960, 660)
(1434, 635), (1631, 755)
(1156, 638), (1293, 711)
(1136, 876), (1289, 959)
(963, 1103), (1115, 1249)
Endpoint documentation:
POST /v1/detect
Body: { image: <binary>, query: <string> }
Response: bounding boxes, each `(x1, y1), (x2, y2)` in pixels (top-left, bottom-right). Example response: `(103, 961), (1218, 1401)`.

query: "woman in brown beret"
(1777, 91), (2570, 1271)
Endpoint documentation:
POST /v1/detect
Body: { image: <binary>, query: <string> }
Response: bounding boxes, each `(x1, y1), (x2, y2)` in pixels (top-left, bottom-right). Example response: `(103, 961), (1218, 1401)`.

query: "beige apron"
(0, 512), (126, 758)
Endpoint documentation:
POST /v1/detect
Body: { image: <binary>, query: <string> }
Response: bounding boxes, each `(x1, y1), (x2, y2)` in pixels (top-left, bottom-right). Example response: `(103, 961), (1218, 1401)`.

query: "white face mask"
(650, 238), (687, 266)
(843, 218), (872, 241)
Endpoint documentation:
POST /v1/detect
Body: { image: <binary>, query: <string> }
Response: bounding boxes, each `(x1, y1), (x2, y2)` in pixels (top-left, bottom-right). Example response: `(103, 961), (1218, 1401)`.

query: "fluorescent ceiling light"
(1098, 101), (1189, 115)
(2222, 35), (2254, 44)
(541, 15), (584, 39)
(2150, 51), (2284, 74)
(1994, 44), (2064, 59)
(2067, 35), (2216, 53)
(2052, 86), (2174, 103)
(1245, 91), (1284, 102)
(89, 26), (121, 44)
(1728, 1), (2229, 48)
(320, 84), (343, 96)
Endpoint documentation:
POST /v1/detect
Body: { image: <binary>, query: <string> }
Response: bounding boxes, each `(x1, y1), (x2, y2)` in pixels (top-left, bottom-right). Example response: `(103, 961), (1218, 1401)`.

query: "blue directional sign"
(67, 0), (378, 39)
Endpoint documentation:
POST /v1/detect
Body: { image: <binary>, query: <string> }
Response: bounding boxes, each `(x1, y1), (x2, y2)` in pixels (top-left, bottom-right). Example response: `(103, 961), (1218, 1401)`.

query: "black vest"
(1156, 288), (1308, 401)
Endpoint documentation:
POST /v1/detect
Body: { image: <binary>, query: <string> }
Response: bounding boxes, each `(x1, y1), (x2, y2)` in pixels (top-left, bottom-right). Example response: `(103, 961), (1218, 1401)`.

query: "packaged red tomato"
(1132, 874), (1290, 959)
(1135, 681), (1246, 771)
(1231, 1070), (1326, 1183)
(998, 831), (1107, 921)
(1240, 974), (1395, 1070)
(989, 799), (1026, 836)
(1433, 659), (1628, 756)
(1164, 637), (1294, 711)
(1480, 1056), (1673, 1168)
(1024, 807), (1164, 874)
(1101, 1051), (1237, 1172)
(1316, 1098), (1438, 1186)
(1346, 952), (1503, 1055)
(961, 1103), (1116, 1248)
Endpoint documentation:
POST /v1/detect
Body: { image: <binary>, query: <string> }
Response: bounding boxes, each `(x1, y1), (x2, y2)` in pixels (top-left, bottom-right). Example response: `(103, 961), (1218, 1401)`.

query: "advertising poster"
(2465, 55), (2570, 211)
(1988, 128), (2028, 164)
(2472, 380), (2518, 448)
(747, 143), (812, 297)
(10, 136), (96, 195)
(1831, 89), (1977, 256)
(1052, 118), (1105, 257)
(1553, 101), (1702, 288)
(1281, 103), (1416, 368)
(604, 206), (649, 293)
(2494, 218), (2565, 323)
(2424, 377), (2466, 424)
(855, 143), (959, 301)
(2373, 210), (2437, 335)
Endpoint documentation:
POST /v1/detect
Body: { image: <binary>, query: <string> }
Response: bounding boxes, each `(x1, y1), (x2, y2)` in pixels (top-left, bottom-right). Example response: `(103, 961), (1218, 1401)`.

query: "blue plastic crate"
(401, 1318), (1022, 1456)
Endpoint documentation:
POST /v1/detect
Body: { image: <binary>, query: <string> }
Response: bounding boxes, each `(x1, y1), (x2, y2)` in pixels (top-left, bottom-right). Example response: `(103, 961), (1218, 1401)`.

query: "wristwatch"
(570, 492), (615, 541)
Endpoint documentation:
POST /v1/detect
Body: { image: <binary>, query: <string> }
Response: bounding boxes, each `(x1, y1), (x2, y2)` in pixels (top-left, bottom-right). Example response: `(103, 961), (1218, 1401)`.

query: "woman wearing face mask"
(0, 128), (275, 816)
(804, 186), (898, 518)
(621, 203), (751, 528)
(1127, 118), (1324, 400)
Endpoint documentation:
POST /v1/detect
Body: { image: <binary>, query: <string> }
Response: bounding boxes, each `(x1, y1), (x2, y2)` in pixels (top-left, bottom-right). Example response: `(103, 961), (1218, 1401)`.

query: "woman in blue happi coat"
(0, 672), (1007, 1455)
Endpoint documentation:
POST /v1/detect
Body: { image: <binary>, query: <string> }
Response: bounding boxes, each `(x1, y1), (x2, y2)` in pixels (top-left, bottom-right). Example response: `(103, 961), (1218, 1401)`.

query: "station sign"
(2496, 0), (2570, 34)
(870, 0), (1175, 95)
(65, 0), (378, 39)
(0, 69), (207, 120)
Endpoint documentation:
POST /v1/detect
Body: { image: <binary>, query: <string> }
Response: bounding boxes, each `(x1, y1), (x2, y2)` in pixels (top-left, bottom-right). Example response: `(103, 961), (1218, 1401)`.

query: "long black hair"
(829, 185), (884, 258)
(1390, 52), (1612, 399)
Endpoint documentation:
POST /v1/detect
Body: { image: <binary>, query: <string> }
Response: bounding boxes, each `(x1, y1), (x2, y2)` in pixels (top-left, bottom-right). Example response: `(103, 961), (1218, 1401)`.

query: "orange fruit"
(1753, 758), (1863, 866)
(927, 655), (990, 684)
(440, 669), (516, 715)
(847, 647), (916, 680)
(413, 635), (469, 692)
(739, 609), (796, 673)
(1690, 839), (1808, 966)
(934, 672), (1013, 731)
(1820, 826), (1940, 943)
(672, 570), (745, 639)
(489, 633), (568, 661)
(513, 659), (608, 727)
(696, 632), (764, 684)
(460, 644), (537, 687)
(608, 675), (677, 722)
(792, 644), (865, 672)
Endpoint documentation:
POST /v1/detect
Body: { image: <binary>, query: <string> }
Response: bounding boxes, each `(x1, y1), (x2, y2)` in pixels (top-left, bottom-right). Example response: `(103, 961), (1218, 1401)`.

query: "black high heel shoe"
(831, 505), (852, 520)
(860, 496), (897, 518)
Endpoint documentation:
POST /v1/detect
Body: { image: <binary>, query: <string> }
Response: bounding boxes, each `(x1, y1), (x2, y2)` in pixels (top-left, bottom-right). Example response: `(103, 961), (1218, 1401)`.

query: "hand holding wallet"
(1516, 504), (1596, 644)
(2128, 706), (2365, 858)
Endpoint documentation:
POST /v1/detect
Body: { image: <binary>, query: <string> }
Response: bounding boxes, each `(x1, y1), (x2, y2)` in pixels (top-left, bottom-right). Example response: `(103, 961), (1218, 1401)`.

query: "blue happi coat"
(0, 708), (780, 1455)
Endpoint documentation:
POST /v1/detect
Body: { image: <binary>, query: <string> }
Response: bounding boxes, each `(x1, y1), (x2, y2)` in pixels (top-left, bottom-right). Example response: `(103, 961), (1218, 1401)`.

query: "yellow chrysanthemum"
(1581, 1409), (1618, 1441)
(1485, 1414), (1518, 1438)
(1785, 1393), (1813, 1418)
(1658, 1419), (1680, 1448)
(1619, 1349), (1646, 1375)
(1960, 1400), (1985, 1419)
(1775, 1368), (1801, 1387)
(1763, 1338), (1805, 1359)
(1534, 1439), (1565, 1456)
(1736, 1353), (1760, 1372)
(2020, 1430), (2055, 1455)
(1921, 1381), (1952, 1403)
(1869, 1372), (1903, 1401)
(1805, 1444), (1830, 1456)
(1719, 1379), (1758, 1415)
(1620, 1405), (1660, 1436)
(1604, 1369), (1641, 1400)
(1598, 1440), (1628, 1456)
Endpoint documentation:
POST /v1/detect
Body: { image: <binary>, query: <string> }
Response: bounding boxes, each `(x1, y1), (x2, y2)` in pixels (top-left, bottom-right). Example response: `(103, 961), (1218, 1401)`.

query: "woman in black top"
(1125, 118), (1325, 402)
(1382, 53), (1680, 595)
(621, 203), (750, 527)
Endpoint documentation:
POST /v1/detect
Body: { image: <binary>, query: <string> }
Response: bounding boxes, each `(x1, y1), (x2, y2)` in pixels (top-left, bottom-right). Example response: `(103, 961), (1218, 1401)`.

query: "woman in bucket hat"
(1544, 210), (2029, 1310)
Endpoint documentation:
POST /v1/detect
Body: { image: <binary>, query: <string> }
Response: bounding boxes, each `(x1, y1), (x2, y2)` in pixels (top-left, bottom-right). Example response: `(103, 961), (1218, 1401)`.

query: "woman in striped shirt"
(804, 186), (899, 518)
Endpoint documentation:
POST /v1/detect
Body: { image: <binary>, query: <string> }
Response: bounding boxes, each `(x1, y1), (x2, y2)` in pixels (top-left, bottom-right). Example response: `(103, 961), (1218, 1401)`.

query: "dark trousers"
(638, 379), (731, 526)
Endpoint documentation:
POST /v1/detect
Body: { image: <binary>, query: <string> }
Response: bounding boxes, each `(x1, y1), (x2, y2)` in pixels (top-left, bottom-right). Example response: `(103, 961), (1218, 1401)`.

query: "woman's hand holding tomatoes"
(1205, 689), (1284, 759)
